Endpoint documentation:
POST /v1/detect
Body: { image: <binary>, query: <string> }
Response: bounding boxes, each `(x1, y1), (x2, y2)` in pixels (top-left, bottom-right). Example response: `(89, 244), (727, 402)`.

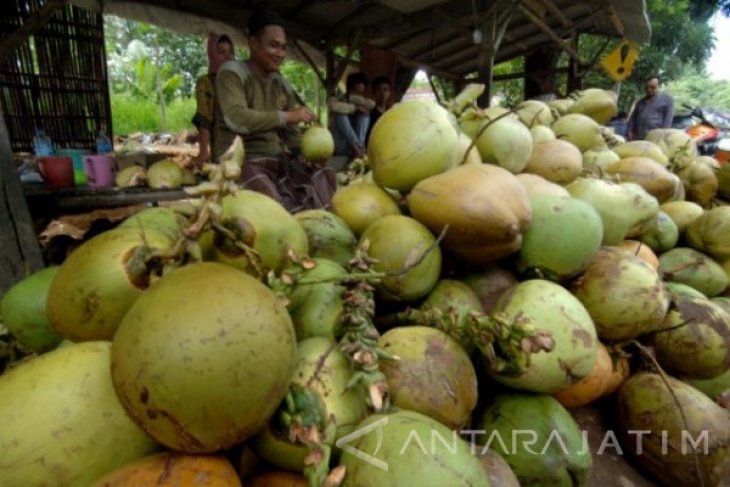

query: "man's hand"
(286, 107), (315, 124)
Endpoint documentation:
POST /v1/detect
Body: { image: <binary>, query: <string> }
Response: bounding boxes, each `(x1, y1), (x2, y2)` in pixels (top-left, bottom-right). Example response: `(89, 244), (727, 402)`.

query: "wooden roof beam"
(332, 0), (474, 41)
(522, 0), (571, 29)
(517, 1), (581, 63)
(606, 1), (626, 37)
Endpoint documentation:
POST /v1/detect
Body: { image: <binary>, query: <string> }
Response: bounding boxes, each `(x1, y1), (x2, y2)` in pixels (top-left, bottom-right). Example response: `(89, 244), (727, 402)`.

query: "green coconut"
(530, 124), (556, 143)
(567, 179), (658, 246)
(695, 155), (721, 169)
(359, 215), (441, 302)
(515, 99), (554, 127)
(617, 372), (730, 486)
(711, 295), (730, 314)
(111, 262), (297, 452)
(476, 393), (593, 486)
(459, 106), (513, 138)
(645, 128), (698, 170)
(294, 210), (356, 267)
(421, 279), (484, 351)
(475, 116), (534, 173)
(146, 159), (183, 189)
(490, 279), (598, 393)
(638, 210), (679, 253)
(685, 206), (730, 262)
(572, 247), (670, 341)
(331, 182), (401, 236)
(664, 281), (708, 300)
(518, 195), (603, 281)
(582, 147), (620, 175)
(378, 326), (478, 428)
(408, 163), (531, 264)
(516, 173), (571, 198)
(1, 267), (63, 352)
(0, 342), (158, 487)
(686, 368), (730, 400)
(607, 157), (680, 204)
(651, 295), (730, 379)
(552, 113), (605, 152)
(46, 228), (174, 341)
(213, 190), (309, 274)
(300, 126), (335, 165)
(119, 206), (185, 240)
(660, 200), (704, 234)
(115, 165), (146, 187)
(612, 140), (669, 166)
(678, 160), (719, 207)
(659, 247), (728, 297)
(523, 139), (583, 185)
(548, 98), (574, 116)
(568, 88), (618, 124)
(338, 410), (490, 487)
(621, 182), (662, 237)
(286, 258), (347, 341)
(368, 99), (459, 191)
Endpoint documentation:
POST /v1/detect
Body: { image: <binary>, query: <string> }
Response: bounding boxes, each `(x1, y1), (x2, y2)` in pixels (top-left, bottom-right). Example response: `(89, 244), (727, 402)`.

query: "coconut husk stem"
(394, 305), (555, 375)
(275, 385), (339, 487)
(459, 108), (517, 166)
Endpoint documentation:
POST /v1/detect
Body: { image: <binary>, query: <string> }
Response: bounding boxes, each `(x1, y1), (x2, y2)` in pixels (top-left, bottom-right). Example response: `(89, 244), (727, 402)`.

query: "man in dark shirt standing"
(626, 76), (674, 140)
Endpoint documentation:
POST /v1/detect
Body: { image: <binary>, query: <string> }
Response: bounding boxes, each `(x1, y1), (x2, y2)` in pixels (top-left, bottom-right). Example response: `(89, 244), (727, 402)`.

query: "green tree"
(579, 0), (717, 112)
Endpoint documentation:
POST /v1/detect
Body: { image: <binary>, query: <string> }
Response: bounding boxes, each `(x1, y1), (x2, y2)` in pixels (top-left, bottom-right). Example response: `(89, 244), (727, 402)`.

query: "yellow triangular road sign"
(601, 41), (639, 82)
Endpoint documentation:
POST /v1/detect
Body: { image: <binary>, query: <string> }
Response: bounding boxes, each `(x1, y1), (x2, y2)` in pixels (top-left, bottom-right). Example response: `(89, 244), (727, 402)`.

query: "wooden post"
(477, 3), (516, 107)
(0, 116), (44, 296)
(567, 31), (582, 94)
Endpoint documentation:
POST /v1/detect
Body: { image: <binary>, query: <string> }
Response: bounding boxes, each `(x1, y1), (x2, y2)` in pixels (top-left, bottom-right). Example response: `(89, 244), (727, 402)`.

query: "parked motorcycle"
(671, 104), (730, 158)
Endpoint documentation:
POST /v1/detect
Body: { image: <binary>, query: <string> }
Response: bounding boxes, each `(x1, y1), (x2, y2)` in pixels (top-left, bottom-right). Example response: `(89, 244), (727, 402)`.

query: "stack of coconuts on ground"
(1, 85), (729, 487)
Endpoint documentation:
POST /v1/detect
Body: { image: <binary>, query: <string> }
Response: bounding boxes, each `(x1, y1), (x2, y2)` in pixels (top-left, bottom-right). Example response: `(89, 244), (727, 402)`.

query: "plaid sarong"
(242, 155), (337, 213)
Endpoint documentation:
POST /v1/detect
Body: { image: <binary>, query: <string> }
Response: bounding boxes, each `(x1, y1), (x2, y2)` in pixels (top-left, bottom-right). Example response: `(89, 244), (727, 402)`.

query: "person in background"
(214, 9), (336, 212)
(365, 75), (392, 144)
(329, 72), (375, 160)
(626, 76), (674, 141)
(192, 33), (235, 167)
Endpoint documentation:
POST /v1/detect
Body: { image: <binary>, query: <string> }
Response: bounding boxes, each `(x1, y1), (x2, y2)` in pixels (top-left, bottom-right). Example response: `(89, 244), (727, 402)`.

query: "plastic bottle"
(95, 126), (112, 154)
(32, 127), (54, 157)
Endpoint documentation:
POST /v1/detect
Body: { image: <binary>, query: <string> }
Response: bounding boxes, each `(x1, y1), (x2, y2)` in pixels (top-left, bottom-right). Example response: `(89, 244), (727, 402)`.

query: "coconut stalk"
(394, 305), (555, 375)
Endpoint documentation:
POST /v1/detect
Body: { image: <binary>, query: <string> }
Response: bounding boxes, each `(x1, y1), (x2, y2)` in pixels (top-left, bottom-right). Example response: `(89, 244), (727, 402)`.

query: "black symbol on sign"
(617, 43), (630, 74)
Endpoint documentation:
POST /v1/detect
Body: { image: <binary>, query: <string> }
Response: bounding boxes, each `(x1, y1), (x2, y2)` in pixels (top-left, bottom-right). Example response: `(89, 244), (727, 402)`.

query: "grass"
(111, 94), (196, 135)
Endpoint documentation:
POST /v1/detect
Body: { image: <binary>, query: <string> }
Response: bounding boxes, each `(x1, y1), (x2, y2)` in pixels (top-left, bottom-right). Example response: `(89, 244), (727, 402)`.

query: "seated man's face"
(217, 41), (234, 65)
(352, 82), (366, 96)
(375, 83), (391, 104)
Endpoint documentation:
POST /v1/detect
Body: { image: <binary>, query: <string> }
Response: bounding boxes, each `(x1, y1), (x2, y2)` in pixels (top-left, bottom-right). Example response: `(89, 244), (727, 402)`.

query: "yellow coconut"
(607, 157), (680, 203)
(408, 164), (531, 264)
(612, 140), (669, 166)
(523, 139), (583, 185)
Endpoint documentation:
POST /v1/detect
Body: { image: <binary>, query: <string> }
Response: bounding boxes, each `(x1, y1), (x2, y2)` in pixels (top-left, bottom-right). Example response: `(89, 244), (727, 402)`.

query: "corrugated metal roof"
(70, 0), (651, 79)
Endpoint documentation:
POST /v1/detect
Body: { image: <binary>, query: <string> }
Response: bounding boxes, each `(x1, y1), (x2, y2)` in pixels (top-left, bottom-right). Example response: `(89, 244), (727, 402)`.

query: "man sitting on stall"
(214, 9), (336, 212)
(329, 72), (375, 160)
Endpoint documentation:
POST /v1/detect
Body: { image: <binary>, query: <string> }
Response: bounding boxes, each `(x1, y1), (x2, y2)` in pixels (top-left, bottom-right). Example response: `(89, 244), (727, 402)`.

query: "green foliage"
(105, 16), (206, 96)
(665, 66), (730, 112)
(111, 95), (195, 135)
